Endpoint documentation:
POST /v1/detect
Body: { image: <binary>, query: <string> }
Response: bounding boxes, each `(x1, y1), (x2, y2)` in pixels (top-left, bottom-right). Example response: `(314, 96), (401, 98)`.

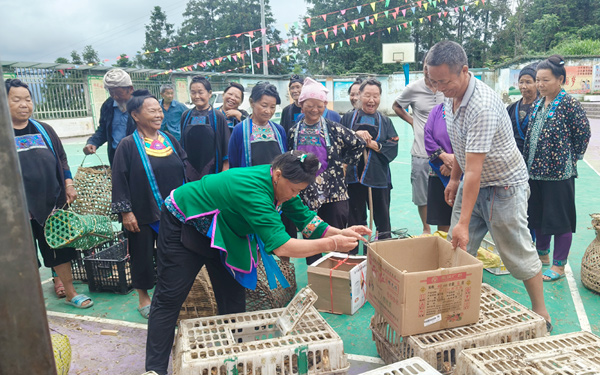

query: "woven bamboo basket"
(178, 266), (218, 323)
(70, 155), (116, 220)
(245, 259), (297, 312)
(581, 213), (600, 293)
(44, 209), (113, 250)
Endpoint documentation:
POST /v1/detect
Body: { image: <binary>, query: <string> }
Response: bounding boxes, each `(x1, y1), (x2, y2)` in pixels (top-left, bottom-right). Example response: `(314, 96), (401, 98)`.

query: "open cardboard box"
(367, 236), (483, 336)
(307, 252), (367, 315)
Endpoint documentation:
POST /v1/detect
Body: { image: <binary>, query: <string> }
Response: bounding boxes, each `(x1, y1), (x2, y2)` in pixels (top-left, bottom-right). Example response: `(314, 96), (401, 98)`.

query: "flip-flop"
(138, 305), (151, 319)
(546, 320), (553, 334)
(542, 269), (565, 282)
(53, 278), (66, 298)
(65, 294), (94, 309)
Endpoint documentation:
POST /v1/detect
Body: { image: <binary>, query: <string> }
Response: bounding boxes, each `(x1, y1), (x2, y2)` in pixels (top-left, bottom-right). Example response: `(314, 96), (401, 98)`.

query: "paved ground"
(42, 117), (600, 374)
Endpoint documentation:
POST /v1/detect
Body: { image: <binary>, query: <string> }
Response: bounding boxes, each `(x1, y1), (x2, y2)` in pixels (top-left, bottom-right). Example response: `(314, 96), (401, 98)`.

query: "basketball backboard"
(382, 43), (416, 64)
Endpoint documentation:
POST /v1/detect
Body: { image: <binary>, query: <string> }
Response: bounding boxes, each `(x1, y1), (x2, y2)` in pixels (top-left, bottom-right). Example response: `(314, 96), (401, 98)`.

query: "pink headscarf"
(298, 77), (328, 104)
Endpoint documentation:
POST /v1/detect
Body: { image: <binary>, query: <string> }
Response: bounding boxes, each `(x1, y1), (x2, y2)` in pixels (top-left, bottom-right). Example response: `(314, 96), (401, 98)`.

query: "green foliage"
(550, 39), (600, 56)
(139, 0), (287, 74)
(82, 45), (100, 65)
(490, 0), (600, 60)
(113, 54), (135, 68)
(70, 51), (82, 65)
(139, 6), (175, 70)
(55, 57), (69, 64)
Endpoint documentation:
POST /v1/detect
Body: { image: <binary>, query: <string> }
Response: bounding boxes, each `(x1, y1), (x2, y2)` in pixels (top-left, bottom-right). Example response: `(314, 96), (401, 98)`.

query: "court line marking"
(47, 311), (149, 330)
(347, 354), (385, 364)
(584, 158), (600, 178)
(41, 277), (53, 285)
(565, 263), (591, 332)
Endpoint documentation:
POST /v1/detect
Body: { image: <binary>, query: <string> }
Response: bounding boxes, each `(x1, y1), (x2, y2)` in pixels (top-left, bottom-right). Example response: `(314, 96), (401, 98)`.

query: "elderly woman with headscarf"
(180, 76), (230, 181)
(112, 89), (187, 318)
(288, 78), (365, 264)
(83, 69), (136, 165)
(6, 79), (93, 308)
(507, 64), (539, 154)
(144, 151), (372, 374)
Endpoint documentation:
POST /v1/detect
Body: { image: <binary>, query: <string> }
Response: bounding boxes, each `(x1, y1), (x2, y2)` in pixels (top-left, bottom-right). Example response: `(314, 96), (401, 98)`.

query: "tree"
(82, 45), (100, 65)
(164, 0), (286, 74)
(113, 54), (135, 68)
(139, 6), (175, 69)
(55, 57), (69, 64)
(70, 50), (83, 65)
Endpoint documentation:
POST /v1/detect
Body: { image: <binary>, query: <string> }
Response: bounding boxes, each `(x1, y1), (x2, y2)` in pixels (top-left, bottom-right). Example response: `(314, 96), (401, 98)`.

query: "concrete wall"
(45, 117), (95, 139)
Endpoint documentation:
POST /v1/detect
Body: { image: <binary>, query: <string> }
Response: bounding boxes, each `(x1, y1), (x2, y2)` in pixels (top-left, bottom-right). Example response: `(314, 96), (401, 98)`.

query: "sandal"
(546, 320), (553, 334)
(53, 278), (66, 298)
(65, 294), (94, 309)
(138, 304), (151, 319)
(542, 269), (565, 282)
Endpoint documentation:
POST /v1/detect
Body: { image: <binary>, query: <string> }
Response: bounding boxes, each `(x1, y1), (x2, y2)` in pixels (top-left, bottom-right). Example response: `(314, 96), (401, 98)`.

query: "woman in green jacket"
(145, 151), (371, 375)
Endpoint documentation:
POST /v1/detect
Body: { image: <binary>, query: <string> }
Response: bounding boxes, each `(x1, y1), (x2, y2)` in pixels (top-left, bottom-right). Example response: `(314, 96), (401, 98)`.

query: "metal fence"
(5, 67), (89, 120)
(3, 66), (172, 120)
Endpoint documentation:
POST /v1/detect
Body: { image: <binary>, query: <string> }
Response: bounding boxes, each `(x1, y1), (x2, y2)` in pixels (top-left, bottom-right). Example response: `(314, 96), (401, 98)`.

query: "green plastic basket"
(44, 209), (114, 250)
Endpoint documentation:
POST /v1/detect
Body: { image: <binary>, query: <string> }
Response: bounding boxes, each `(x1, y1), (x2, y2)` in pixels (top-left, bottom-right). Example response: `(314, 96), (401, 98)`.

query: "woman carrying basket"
(112, 90), (187, 318)
(145, 151), (371, 375)
(6, 78), (93, 308)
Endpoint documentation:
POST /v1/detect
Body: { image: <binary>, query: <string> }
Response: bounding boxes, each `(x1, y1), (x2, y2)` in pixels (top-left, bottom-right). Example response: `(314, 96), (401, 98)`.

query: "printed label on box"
(424, 314), (442, 327)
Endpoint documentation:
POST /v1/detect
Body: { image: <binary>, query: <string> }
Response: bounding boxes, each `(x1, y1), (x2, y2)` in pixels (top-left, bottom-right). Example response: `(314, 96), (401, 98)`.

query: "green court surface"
(40, 117), (600, 361)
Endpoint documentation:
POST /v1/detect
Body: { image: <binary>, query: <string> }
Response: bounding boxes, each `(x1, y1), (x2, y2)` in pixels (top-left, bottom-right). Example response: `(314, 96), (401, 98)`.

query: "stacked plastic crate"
(173, 286), (349, 375)
(370, 283), (548, 374)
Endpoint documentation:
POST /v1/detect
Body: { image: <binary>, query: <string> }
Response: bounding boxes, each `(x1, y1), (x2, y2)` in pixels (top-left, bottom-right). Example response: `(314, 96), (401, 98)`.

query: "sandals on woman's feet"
(138, 304), (151, 319)
(65, 294), (94, 309)
(53, 278), (66, 298)
(542, 269), (565, 282)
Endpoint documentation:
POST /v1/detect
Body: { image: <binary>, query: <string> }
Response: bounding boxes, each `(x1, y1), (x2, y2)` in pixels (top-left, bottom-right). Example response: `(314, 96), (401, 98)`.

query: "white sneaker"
(142, 372), (159, 375)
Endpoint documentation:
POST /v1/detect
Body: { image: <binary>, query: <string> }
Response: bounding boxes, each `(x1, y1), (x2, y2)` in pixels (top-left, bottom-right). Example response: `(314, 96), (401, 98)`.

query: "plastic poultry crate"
(173, 286), (348, 375)
(454, 331), (600, 374)
(370, 283), (547, 374)
(359, 357), (442, 374)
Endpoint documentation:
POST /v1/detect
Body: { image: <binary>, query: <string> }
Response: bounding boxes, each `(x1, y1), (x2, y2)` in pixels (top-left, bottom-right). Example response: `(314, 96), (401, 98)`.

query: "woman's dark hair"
(289, 74), (304, 87)
(224, 82), (245, 102)
(250, 82), (281, 104)
(5, 79), (32, 95)
(272, 151), (320, 184)
(536, 54), (566, 84)
(359, 78), (382, 94)
(190, 76), (212, 91)
(347, 77), (364, 94)
(127, 89), (157, 115)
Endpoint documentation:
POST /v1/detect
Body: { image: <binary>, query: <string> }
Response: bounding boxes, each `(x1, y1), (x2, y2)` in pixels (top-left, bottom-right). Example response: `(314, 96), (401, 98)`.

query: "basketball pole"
(0, 67), (58, 373)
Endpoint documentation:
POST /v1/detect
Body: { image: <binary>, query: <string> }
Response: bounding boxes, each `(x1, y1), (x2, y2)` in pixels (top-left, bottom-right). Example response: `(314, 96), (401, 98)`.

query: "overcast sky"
(0, 0), (307, 65)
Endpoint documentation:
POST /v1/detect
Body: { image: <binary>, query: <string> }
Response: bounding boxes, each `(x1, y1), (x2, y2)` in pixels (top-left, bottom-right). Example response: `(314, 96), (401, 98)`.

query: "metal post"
(0, 65), (57, 374)
(260, 0), (268, 75)
(245, 35), (256, 75)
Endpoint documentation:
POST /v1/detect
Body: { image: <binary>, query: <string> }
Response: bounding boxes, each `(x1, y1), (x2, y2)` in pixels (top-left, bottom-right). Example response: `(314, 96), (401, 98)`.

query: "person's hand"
(451, 222), (469, 251)
(438, 152), (454, 169)
(65, 180), (77, 204)
(367, 140), (380, 151)
(122, 212), (140, 233)
(83, 144), (97, 155)
(225, 109), (242, 121)
(355, 130), (372, 142)
(341, 225), (372, 241)
(329, 234), (360, 253)
(440, 165), (451, 176)
(444, 179), (459, 207)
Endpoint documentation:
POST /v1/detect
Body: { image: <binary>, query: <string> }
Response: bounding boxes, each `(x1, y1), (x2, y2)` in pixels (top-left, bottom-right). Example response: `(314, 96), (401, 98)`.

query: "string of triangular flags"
(126, 0), (456, 62)
(152, 0), (482, 76)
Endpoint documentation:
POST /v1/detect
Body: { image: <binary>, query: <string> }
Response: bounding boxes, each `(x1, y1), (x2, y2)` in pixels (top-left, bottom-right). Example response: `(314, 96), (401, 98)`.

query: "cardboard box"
(307, 252), (368, 315)
(367, 236), (483, 336)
